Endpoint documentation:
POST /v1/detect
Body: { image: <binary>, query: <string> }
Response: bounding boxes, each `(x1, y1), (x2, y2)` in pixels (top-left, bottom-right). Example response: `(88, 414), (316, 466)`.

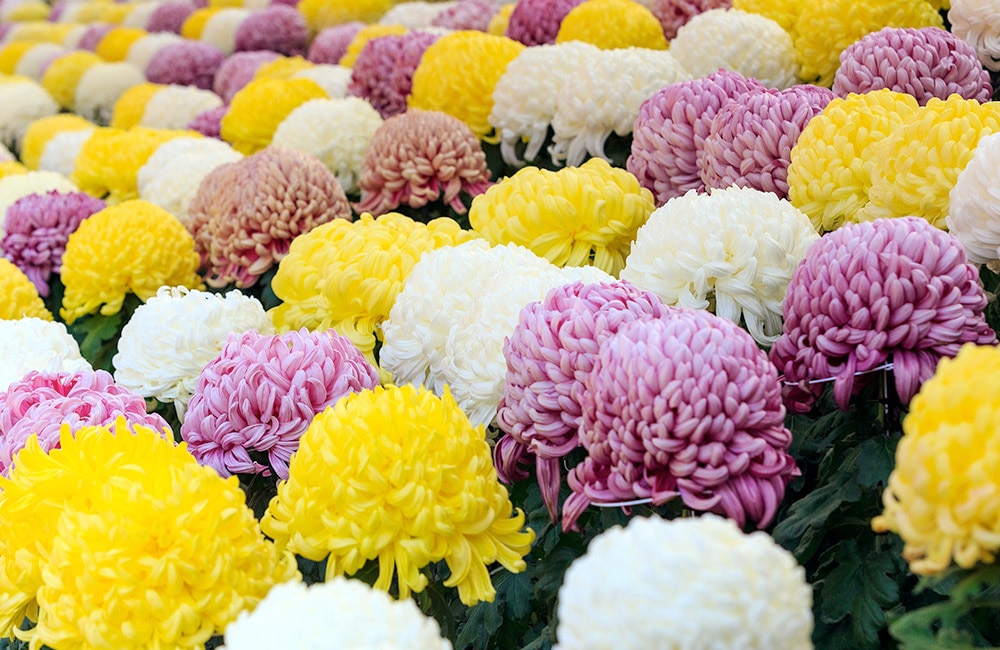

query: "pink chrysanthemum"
(234, 5), (309, 56)
(563, 310), (798, 532)
(349, 31), (439, 119)
(356, 109), (493, 216)
(628, 69), (765, 205)
(145, 40), (225, 90)
(699, 85), (834, 199)
(212, 51), (280, 103)
(505, 0), (583, 46)
(832, 27), (991, 105)
(188, 145), (352, 288)
(495, 280), (672, 520)
(187, 104), (227, 138)
(181, 328), (379, 479)
(1, 191), (105, 297)
(646, 0), (732, 40)
(78, 24), (114, 52)
(308, 22), (366, 64)
(770, 217), (997, 413)
(147, 2), (196, 33)
(432, 0), (499, 31)
(0, 369), (168, 475)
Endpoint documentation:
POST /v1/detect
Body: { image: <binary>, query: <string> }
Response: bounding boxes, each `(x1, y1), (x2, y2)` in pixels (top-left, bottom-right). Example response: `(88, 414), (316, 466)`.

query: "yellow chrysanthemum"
(0, 42), (34, 75)
(873, 344), (1000, 575)
(0, 419), (299, 647)
(0, 161), (28, 180)
(469, 158), (655, 276)
(108, 82), (162, 129)
(339, 24), (408, 68)
(220, 77), (326, 155)
(297, 0), (394, 33)
(93, 26), (147, 62)
(4, 2), (50, 21)
(209, 0), (244, 7)
(733, 0), (802, 37)
(181, 7), (221, 40)
(409, 30), (525, 140)
(859, 95), (1000, 229)
(253, 55), (314, 81)
(4, 22), (73, 45)
(60, 199), (203, 323)
(39, 50), (101, 110)
(488, 2), (516, 35)
(786, 89), (919, 233)
(65, 2), (113, 24)
(20, 114), (94, 170)
(556, 0), (668, 50)
(0, 258), (51, 321)
(261, 384), (534, 605)
(795, 0), (943, 87)
(269, 212), (477, 373)
(99, 1), (134, 23)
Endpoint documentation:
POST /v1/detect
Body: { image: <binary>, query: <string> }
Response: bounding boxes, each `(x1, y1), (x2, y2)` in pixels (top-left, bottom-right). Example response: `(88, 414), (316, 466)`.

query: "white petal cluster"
(0, 170), (78, 236)
(948, 131), (1000, 264)
(74, 61), (146, 126)
(139, 84), (224, 130)
(200, 8), (250, 55)
(621, 186), (819, 345)
(38, 128), (94, 177)
(0, 77), (58, 149)
(949, 0), (1000, 71)
(379, 1), (453, 27)
(121, 1), (161, 29)
(555, 515), (814, 650)
(125, 32), (185, 73)
(670, 8), (799, 89)
(0, 317), (91, 391)
(291, 65), (353, 98)
(14, 42), (65, 80)
(221, 579), (452, 650)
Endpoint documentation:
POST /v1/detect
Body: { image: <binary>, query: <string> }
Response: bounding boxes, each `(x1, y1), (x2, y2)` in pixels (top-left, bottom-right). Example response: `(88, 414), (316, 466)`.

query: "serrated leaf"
(533, 546), (581, 607)
(505, 571), (533, 621)
(818, 540), (899, 648)
(773, 476), (863, 560)
(456, 600), (503, 650)
(851, 436), (900, 491)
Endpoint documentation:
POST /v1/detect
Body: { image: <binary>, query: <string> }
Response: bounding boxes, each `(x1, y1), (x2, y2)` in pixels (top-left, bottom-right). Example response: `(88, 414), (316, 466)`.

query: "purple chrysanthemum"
(145, 40), (226, 90)
(212, 50), (280, 103)
(647, 0), (731, 40)
(505, 0), (583, 46)
(307, 22), (365, 64)
(431, 0), (499, 31)
(187, 104), (228, 138)
(77, 24), (114, 51)
(147, 2), (196, 34)
(348, 31), (439, 119)
(234, 5), (309, 56)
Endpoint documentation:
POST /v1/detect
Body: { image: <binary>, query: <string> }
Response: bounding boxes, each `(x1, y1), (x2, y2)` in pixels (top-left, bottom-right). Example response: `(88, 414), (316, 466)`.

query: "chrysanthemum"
(211, 50), (278, 103)
(0, 257), (51, 321)
(339, 24), (410, 68)
(379, 1), (452, 28)
(260, 384), (534, 605)
(0, 75), (58, 149)
(182, 328), (379, 478)
(220, 77), (327, 155)
(60, 200), (203, 323)
(137, 84), (224, 130)
(19, 114), (93, 171)
(670, 8), (798, 88)
(432, 0), (499, 30)
(188, 104), (228, 138)
(199, 8), (251, 56)
(298, 0), (392, 32)
(770, 217), (996, 412)
(732, 0), (800, 35)
(307, 22), (366, 64)
(644, 0), (732, 40)
(72, 61), (147, 126)
(77, 23), (115, 53)
(234, 5), (307, 56)
(252, 55), (315, 82)
(949, 0), (1000, 71)
(108, 82), (162, 129)
(555, 516), (813, 649)
(145, 40), (226, 89)
(348, 31), (439, 119)
(0, 319), (89, 391)
(948, 131), (1000, 264)
(181, 7), (223, 40)
(0, 170), (79, 236)
(124, 31), (185, 73)
(873, 344), (1000, 574)
(556, 0), (667, 49)
(39, 50), (101, 112)
(93, 26), (148, 62)
(0, 41), (64, 80)
(290, 64), (353, 98)
(147, 1), (196, 33)
(505, 0), (583, 46)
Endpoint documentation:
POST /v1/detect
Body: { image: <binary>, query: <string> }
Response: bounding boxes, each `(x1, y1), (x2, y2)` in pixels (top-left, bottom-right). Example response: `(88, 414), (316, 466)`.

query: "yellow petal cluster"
(873, 344), (1000, 575)
(60, 199), (203, 323)
(409, 30), (525, 141)
(733, 0), (802, 37)
(269, 212), (477, 373)
(339, 24), (408, 68)
(4, 2), (49, 21)
(469, 158), (655, 276)
(39, 50), (101, 110)
(0, 42), (34, 75)
(261, 384), (534, 605)
(20, 114), (94, 170)
(787, 90), (919, 233)
(0, 419), (299, 648)
(109, 82), (163, 129)
(0, 258), (51, 321)
(253, 56), (314, 81)
(181, 8), (221, 39)
(297, 0), (393, 32)
(94, 26), (147, 62)
(4, 23), (74, 45)
(555, 0), (668, 50)
(220, 77), (327, 155)
(860, 95), (1000, 229)
(0, 161), (28, 180)
(488, 3), (516, 35)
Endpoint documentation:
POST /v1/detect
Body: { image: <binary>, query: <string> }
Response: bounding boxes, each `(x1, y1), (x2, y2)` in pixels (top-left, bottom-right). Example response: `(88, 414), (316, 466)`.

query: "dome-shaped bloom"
(199, 8), (251, 56)
(348, 31), (439, 119)
(563, 311), (798, 530)
(8, 42), (64, 81)
(307, 22), (366, 64)
(833, 27), (990, 105)
(645, 0), (732, 40)
(505, 0), (583, 46)
(60, 200), (203, 323)
(431, 0), (499, 30)
(622, 186), (819, 345)
(670, 8), (798, 89)
(145, 40), (226, 89)
(787, 89), (919, 232)
(469, 158), (654, 276)
(495, 280), (671, 517)
(19, 114), (93, 171)
(0, 319), (89, 391)
(147, 1), (196, 33)
(339, 24), (410, 69)
(137, 84), (224, 130)
(182, 328), (379, 479)
(73, 61), (147, 126)
(108, 82), (163, 129)
(37, 129), (94, 179)
(0, 258), (51, 321)
(39, 50), (101, 112)
(75, 24), (114, 53)
(187, 146), (351, 288)
(699, 85), (835, 198)
(290, 64), (353, 98)
(271, 97), (382, 195)
(0, 170), (79, 236)
(0, 42), (38, 75)
(873, 344), (1000, 574)
(732, 0), (800, 35)
(261, 384), (534, 605)
(0, 419), (299, 648)
(948, 131), (1000, 264)
(0, 163), (26, 182)
(234, 5), (308, 56)
(253, 56), (316, 82)
(113, 286), (273, 416)
(556, 0), (668, 49)
(188, 104), (228, 138)
(298, 0), (392, 32)
(93, 27), (148, 63)
(555, 515), (814, 649)
(771, 217), (996, 412)
(122, 2), (163, 30)
(181, 7), (223, 40)
(356, 109), (493, 216)
(269, 212), (476, 372)
(409, 30), (525, 140)
(125, 32), (185, 73)
(380, 1), (453, 28)
(0, 76), (58, 149)
(861, 95), (1000, 228)
(627, 70), (765, 205)
(795, 0), (944, 87)
(949, 0), (1000, 71)
(222, 578), (452, 650)
(220, 77), (327, 154)
(212, 50), (279, 103)
(1, 190), (105, 296)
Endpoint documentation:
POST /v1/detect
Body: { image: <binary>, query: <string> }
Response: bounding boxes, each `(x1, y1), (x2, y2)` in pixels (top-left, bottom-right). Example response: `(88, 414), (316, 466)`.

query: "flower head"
(307, 22), (366, 64)
(770, 217), (996, 412)
(93, 26), (147, 63)
(290, 64), (353, 98)
(261, 384), (534, 605)
(145, 40), (225, 90)
(234, 5), (308, 56)
(108, 82), (162, 129)
(0, 258), (50, 321)
(182, 328), (379, 479)
(298, 0), (392, 32)
(431, 0), (499, 31)
(949, 0), (1000, 71)
(37, 129), (94, 179)
(221, 77), (327, 155)
(555, 515), (813, 649)
(948, 131), (1000, 264)
(19, 114), (93, 172)
(213, 50), (280, 103)
(147, 1), (195, 33)
(40, 51), (101, 112)
(200, 8), (251, 56)
(732, 0), (800, 35)
(0, 170), (79, 236)
(646, 0), (733, 40)
(379, 1), (452, 28)
(348, 31), (440, 119)
(73, 61), (147, 126)
(505, 0), (583, 46)
(556, 0), (667, 49)
(140, 85), (225, 131)
(253, 56), (315, 82)
(0, 319), (89, 390)
(188, 104), (228, 138)
(0, 76), (58, 149)
(125, 32), (185, 73)
(564, 311), (798, 530)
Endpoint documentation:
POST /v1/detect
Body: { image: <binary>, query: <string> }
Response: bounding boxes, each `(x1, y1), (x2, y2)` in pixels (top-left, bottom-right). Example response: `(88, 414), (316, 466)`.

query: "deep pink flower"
(771, 217), (997, 413)
(563, 309), (798, 531)
(145, 40), (226, 90)
(431, 0), (499, 31)
(234, 5), (309, 56)
(181, 329), (380, 479)
(78, 24), (114, 51)
(505, 0), (583, 46)
(307, 22), (365, 64)
(147, 2), (196, 34)
(647, 0), (731, 40)
(348, 31), (439, 119)
(833, 27), (991, 105)
(212, 50), (280, 103)
(187, 104), (227, 138)
(627, 69), (765, 205)
(1, 191), (106, 297)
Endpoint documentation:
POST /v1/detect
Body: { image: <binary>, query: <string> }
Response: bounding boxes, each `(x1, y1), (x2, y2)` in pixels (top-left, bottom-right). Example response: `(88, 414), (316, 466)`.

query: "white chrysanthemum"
(621, 186), (819, 345)
(112, 286), (274, 419)
(126, 32), (184, 73)
(272, 97), (383, 195)
(221, 578), (452, 650)
(139, 84), (224, 130)
(0, 317), (91, 391)
(947, 131), (1000, 264)
(122, 1), (161, 29)
(14, 42), (64, 80)
(550, 47), (691, 167)
(73, 61), (146, 126)
(291, 64), (353, 99)
(38, 128), (94, 178)
(670, 8), (799, 89)
(379, 1), (454, 27)
(201, 8), (250, 55)
(54, 3), (90, 23)
(555, 515), (814, 650)
(61, 24), (88, 49)
(490, 41), (603, 167)
(0, 170), (78, 236)
(0, 77), (58, 149)
(950, 0), (1000, 71)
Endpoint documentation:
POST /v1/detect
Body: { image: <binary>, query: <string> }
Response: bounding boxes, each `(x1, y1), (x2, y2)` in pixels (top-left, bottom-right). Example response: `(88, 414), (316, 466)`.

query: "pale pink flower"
(505, 0), (583, 46)
(647, 0), (731, 40)
(213, 51), (280, 103)
(234, 5), (309, 56)
(147, 2), (196, 33)
(145, 41), (226, 90)
(348, 31), (439, 119)
(431, 0), (499, 31)
(308, 22), (365, 64)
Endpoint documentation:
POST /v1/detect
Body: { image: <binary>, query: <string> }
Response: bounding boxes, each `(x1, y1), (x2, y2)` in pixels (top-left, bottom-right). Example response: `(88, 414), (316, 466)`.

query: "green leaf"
(505, 572), (533, 621)
(456, 599), (504, 650)
(773, 475), (863, 560)
(818, 539), (899, 647)
(72, 310), (123, 371)
(852, 436), (900, 491)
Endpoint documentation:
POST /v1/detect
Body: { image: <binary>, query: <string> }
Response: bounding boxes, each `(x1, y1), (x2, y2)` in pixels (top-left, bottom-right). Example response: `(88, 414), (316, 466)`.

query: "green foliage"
(891, 567), (1000, 649)
(66, 292), (143, 372)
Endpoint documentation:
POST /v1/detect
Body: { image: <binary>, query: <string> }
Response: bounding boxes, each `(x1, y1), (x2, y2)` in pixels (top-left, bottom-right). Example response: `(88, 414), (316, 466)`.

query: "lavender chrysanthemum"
(348, 31), (439, 119)
(145, 40), (225, 90)
(645, 0), (732, 40)
(431, 0), (499, 30)
(234, 5), (309, 56)
(212, 51), (280, 104)
(188, 105), (227, 139)
(147, 2), (196, 33)
(505, 0), (583, 45)
(308, 22), (366, 64)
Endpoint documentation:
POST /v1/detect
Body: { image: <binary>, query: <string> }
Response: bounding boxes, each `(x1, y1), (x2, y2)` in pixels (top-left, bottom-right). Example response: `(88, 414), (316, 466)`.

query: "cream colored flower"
(138, 84), (224, 130)
(0, 318), (90, 391)
(73, 62), (146, 126)
(0, 76), (58, 149)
